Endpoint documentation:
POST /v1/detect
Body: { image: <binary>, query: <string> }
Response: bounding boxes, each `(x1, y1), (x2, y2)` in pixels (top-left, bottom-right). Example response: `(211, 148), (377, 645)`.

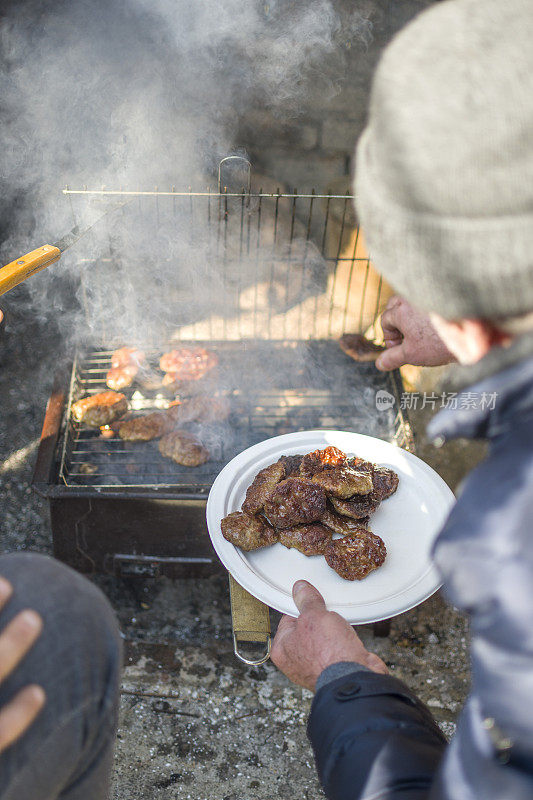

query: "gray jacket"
(308, 355), (533, 799)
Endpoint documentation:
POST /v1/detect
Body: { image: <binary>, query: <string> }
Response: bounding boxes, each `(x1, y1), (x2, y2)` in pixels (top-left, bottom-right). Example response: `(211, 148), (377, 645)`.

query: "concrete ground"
(0, 297), (486, 799)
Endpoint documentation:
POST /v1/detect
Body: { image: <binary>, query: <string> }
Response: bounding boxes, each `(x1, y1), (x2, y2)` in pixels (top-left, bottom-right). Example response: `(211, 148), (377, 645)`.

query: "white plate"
(206, 430), (455, 624)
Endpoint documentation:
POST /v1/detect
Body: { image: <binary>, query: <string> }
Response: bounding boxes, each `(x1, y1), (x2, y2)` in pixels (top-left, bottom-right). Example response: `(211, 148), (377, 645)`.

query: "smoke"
(0, 0), (373, 348)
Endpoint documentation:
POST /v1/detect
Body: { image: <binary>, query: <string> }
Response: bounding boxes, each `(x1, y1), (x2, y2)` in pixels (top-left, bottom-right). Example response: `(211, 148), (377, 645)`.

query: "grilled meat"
(278, 523), (332, 556)
(310, 465), (373, 499)
(372, 467), (399, 501)
(221, 511), (278, 551)
(330, 494), (380, 520)
(118, 394), (230, 443)
(111, 347), (146, 369)
(325, 530), (386, 580)
(242, 461), (285, 515)
(136, 370), (214, 395)
(321, 509), (370, 535)
(106, 347), (146, 390)
(71, 392), (128, 427)
(106, 364), (139, 391)
(299, 446), (346, 478)
(118, 411), (175, 442)
(347, 457), (374, 474)
(172, 395), (230, 424)
(159, 347), (218, 381)
(263, 478), (326, 529)
(158, 430), (210, 467)
(339, 333), (385, 362)
(278, 454), (304, 478)
(327, 463), (398, 518)
(219, 449), (397, 579)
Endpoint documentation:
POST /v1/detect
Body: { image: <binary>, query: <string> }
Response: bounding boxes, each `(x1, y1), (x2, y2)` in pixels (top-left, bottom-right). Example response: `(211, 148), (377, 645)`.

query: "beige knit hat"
(354, 0), (533, 321)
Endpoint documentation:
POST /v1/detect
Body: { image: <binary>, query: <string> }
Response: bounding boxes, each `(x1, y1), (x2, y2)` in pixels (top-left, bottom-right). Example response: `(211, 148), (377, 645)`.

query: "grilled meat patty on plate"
(310, 465), (373, 499)
(278, 523), (332, 556)
(325, 530), (387, 580)
(242, 461), (286, 515)
(263, 477), (326, 529)
(221, 511), (278, 551)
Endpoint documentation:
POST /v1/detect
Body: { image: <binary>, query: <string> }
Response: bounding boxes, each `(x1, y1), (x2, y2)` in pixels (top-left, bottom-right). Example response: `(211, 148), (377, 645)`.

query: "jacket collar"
(427, 352), (533, 443)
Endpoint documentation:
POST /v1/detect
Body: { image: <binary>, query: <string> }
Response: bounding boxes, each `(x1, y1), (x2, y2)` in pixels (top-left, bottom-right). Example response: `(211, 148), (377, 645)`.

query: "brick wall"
(236, 0), (437, 195)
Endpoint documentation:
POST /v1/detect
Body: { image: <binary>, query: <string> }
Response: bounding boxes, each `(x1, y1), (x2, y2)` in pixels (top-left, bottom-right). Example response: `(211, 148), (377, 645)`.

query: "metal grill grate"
(62, 159), (391, 348)
(52, 159), (410, 496)
(59, 340), (411, 490)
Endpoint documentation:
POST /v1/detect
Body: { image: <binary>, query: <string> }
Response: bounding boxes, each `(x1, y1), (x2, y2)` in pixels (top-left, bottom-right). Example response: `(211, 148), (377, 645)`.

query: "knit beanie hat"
(354, 0), (533, 321)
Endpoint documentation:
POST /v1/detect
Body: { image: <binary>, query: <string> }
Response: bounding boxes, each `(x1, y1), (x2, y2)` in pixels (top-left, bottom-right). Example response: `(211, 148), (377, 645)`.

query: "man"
(0, 553), (122, 799)
(271, 1), (533, 798)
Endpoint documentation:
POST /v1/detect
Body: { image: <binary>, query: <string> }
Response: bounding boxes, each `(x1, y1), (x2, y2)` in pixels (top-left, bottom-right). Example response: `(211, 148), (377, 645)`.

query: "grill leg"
(372, 619), (391, 637)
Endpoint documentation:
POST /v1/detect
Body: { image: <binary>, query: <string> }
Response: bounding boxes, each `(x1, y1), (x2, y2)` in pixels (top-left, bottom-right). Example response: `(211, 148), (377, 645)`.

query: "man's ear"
(456, 319), (513, 361)
(430, 315), (513, 365)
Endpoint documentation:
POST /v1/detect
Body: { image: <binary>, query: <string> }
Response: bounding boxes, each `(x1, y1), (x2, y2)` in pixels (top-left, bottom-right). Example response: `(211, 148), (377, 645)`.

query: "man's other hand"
(0, 576), (45, 754)
(271, 580), (388, 691)
(375, 296), (455, 371)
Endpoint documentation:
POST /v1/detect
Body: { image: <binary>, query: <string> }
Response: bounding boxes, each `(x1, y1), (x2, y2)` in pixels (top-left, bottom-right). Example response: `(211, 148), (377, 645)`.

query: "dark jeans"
(0, 553), (122, 800)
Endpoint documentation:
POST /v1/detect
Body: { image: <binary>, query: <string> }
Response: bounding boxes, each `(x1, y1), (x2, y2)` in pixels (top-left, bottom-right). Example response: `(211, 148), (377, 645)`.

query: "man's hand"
(375, 296), (455, 371)
(0, 576), (45, 754)
(271, 580), (388, 691)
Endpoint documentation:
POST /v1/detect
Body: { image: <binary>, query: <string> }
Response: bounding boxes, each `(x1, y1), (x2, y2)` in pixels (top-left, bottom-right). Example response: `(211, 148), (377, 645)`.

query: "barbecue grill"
(33, 157), (412, 586)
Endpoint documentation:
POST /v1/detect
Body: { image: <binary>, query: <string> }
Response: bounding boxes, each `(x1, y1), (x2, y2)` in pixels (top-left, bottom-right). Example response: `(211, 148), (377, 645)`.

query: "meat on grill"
(106, 364), (139, 391)
(118, 394), (231, 443)
(71, 392), (128, 427)
(172, 395), (230, 424)
(159, 347), (218, 381)
(278, 523), (332, 556)
(263, 478), (326, 529)
(299, 446), (346, 478)
(221, 511), (278, 551)
(111, 347), (146, 369)
(330, 494), (381, 520)
(321, 509), (371, 535)
(242, 461), (286, 515)
(324, 530), (387, 580)
(106, 347), (146, 390)
(339, 333), (385, 362)
(118, 411), (175, 442)
(158, 430), (210, 467)
(310, 465), (373, 499)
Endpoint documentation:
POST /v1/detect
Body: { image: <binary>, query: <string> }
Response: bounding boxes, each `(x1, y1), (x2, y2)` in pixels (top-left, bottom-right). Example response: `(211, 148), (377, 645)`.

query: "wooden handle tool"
(0, 203), (126, 298)
(0, 245), (61, 297)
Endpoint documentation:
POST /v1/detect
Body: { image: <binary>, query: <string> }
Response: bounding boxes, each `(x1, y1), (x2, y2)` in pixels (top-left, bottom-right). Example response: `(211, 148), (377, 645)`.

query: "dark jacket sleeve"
(308, 669), (446, 800)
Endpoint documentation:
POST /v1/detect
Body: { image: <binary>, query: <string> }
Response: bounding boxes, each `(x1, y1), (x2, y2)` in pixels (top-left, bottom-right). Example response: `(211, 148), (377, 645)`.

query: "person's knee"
(0, 552), (122, 699)
(0, 555), (121, 799)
